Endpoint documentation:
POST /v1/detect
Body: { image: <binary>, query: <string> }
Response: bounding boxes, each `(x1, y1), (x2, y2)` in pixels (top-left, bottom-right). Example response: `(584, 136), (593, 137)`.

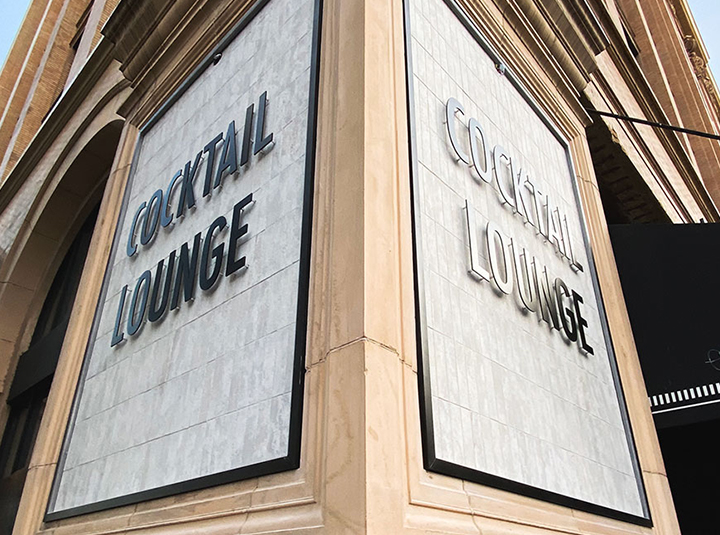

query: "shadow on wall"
(0, 118), (123, 535)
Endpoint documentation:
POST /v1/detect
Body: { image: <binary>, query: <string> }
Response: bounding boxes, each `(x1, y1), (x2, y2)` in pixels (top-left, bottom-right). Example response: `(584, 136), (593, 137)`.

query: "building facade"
(0, 0), (718, 534)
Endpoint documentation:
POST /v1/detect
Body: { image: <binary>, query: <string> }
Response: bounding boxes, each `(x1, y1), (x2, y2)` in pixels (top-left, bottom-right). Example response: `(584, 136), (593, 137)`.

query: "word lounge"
(110, 92), (275, 347)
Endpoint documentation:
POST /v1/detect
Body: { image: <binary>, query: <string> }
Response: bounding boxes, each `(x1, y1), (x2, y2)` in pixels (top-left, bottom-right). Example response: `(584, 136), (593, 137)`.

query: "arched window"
(0, 206), (98, 535)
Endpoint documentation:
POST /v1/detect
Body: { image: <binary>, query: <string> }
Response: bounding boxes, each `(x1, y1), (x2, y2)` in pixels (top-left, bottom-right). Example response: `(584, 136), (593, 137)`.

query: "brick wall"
(0, 0), (90, 182)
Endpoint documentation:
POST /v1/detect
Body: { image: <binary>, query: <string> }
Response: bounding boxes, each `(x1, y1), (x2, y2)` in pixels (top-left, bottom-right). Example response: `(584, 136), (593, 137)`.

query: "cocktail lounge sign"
(446, 97), (594, 355)
(407, 0), (649, 524)
(110, 92), (274, 347)
(48, 0), (319, 519)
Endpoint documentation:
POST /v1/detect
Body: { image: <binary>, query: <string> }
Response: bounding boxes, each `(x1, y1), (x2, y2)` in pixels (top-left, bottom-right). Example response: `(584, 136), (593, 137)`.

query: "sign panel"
(610, 223), (720, 429)
(405, 0), (649, 523)
(48, 0), (320, 519)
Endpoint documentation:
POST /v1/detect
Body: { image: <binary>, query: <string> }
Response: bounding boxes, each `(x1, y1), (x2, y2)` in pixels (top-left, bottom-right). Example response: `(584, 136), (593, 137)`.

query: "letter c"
(446, 98), (470, 164)
(127, 202), (147, 257)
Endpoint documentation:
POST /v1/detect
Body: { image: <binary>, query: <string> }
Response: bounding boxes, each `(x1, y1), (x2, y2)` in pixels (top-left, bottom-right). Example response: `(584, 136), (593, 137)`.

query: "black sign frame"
(45, 0), (323, 521)
(402, 0), (652, 526)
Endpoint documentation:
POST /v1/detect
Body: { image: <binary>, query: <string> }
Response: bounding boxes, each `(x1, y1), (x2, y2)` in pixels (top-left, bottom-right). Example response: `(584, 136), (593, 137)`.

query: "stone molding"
(683, 34), (720, 124)
(585, 0), (719, 221)
(0, 40), (126, 217)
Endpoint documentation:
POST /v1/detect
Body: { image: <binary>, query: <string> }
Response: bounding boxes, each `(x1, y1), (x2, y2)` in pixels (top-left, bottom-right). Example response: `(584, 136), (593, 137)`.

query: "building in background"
(0, 0), (718, 534)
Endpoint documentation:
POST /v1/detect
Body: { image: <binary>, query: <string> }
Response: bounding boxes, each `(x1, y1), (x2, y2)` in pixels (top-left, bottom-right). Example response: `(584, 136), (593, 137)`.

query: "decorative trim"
(684, 34), (720, 123)
(650, 382), (720, 411)
(586, 0), (719, 222)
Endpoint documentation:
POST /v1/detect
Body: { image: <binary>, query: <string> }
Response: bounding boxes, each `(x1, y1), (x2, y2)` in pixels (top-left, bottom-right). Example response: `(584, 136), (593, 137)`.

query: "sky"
(687, 0), (720, 78)
(0, 0), (31, 71)
(0, 0), (717, 89)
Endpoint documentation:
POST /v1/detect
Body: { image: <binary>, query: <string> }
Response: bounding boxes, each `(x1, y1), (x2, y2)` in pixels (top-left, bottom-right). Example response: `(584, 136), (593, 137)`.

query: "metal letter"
(171, 233), (202, 310)
(512, 165), (531, 222)
(214, 121), (238, 189)
(468, 118), (491, 183)
(546, 195), (564, 254)
(127, 271), (152, 337)
(464, 200), (490, 281)
(110, 285), (128, 347)
(523, 178), (539, 231)
(445, 98), (470, 164)
(141, 189), (163, 246)
(572, 290), (594, 355)
(241, 103), (254, 166)
(511, 240), (537, 312)
(555, 278), (577, 342)
(226, 194), (253, 276)
(536, 263), (560, 330)
(254, 91), (274, 155)
(148, 252), (176, 323)
(200, 216), (228, 291)
(486, 221), (513, 295)
(492, 145), (515, 208)
(177, 151), (202, 217)
(202, 133), (224, 197)
(161, 170), (183, 227)
(126, 202), (146, 257)
(533, 185), (548, 238)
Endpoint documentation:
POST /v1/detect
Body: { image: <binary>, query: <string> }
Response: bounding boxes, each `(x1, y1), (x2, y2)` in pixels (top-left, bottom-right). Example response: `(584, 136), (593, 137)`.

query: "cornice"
(102, 0), (256, 126)
(103, 0), (193, 83)
(682, 35), (720, 126)
(668, 0), (709, 60)
(539, 0), (609, 73)
(491, 0), (608, 94)
(0, 40), (130, 215)
(665, 0), (720, 125)
(585, 0), (719, 221)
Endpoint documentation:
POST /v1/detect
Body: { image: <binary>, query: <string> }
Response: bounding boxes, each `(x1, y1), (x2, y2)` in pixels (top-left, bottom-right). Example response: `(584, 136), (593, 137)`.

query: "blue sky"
(0, 0), (718, 91)
(0, 0), (31, 70)
(687, 0), (720, 78)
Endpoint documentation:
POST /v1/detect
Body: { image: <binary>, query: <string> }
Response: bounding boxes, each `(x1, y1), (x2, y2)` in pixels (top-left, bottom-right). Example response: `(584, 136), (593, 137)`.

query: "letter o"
(127, 270), (152, 336)
(141, 189), (163, 246)
(126, 202), (147, 257)
(468, 118), (492, 184)
(487, 222), (513, 295)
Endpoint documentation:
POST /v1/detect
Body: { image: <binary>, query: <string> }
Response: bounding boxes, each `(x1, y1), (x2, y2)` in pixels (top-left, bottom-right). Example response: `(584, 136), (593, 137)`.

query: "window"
(0, 207), (97, 535)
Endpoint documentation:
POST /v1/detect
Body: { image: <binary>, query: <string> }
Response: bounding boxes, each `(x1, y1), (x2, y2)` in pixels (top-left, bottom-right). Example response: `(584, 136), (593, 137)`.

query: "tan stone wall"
(66, 0), (121, 88)
(0, 57), (128, 533)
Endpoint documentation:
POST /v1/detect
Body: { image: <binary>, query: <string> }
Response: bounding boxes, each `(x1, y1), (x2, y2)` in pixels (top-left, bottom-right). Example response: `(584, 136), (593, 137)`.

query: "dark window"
(0, 207), (97, 535)
(0, 378), (51, 479)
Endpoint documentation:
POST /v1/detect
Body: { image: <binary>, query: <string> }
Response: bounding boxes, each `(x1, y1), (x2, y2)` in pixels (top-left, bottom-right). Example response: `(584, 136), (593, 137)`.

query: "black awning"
(610, 223), (720, 429)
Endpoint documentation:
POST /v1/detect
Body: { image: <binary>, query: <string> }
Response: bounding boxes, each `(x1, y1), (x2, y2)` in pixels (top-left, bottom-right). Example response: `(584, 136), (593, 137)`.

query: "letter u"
(148, 252), (176, 323)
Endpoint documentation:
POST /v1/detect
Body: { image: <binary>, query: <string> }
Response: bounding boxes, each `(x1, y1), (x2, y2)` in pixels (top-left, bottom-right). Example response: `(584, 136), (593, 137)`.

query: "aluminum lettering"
(447, 98), (584, 272)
